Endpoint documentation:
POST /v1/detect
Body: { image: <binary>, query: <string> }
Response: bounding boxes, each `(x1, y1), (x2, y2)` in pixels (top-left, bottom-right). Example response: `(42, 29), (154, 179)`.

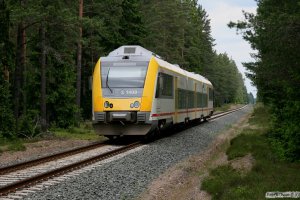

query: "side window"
(155, 72), (173, 99)
(197, 93), (201, 107)
(202, 84), (206, 93)
(209, 88), (213, 101)
(188, 91), (194, 108)
(204, 93), (208, 107)
(177, 89), (187, 109)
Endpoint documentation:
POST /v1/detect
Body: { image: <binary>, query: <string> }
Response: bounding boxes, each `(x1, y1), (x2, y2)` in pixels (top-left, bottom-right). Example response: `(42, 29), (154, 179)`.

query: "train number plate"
(120, 90), (138, 95)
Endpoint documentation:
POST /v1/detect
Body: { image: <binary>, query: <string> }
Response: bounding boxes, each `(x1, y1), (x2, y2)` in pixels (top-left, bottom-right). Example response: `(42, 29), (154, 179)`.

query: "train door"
(176, 76), (188, 124)
(202, 83), (205, 115)
(208, 87), (213, 110)
(185, 77), (190, 123)
(174, 76), (178, 123)
(202, 84), (208, 116)
(194, 82), (197, 119)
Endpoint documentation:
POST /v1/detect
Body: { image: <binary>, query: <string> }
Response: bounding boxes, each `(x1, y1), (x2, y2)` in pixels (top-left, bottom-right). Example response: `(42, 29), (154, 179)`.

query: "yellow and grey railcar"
(92, 46), (213, 138)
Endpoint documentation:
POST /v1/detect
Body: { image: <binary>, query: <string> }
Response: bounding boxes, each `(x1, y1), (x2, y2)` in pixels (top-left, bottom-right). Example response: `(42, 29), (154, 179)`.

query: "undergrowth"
(0, 122), (102, 154)
(0, 137), (26, 153)
(201, 104), (300, 200)
(51, 122), (102, 141)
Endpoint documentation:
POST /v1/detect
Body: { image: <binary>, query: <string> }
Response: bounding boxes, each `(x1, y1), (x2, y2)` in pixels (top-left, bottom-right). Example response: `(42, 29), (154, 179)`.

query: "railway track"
(0, 142), (143, 199)
(0, 105), (246, 199)
(0, 141), (109, 175)
(209, 105), (247, 121)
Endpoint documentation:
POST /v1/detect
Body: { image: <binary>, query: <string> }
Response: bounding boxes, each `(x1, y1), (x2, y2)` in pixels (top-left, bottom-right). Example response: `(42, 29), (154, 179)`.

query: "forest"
(229, 0), (300, 161)
(0, 1), (248, 140)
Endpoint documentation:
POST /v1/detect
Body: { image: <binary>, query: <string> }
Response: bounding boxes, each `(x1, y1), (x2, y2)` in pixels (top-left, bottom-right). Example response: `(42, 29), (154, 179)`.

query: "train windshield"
(101, 64), (148, 88)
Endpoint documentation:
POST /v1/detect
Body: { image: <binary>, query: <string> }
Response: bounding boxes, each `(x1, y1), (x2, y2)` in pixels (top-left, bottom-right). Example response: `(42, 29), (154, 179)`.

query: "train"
(92, 46), (214, 139)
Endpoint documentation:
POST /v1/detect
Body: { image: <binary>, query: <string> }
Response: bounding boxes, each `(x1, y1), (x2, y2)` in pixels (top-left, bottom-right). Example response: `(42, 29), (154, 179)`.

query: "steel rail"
(210, 105), (247, 120)
(0, 105), (247, 176)
(0, 141), (108, 175)
(0, 142), (142, 196)
(0, 105), (247, 197)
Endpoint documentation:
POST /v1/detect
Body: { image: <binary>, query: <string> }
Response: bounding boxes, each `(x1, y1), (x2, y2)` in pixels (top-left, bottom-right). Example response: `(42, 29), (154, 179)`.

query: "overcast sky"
(198, 0), (257, 97)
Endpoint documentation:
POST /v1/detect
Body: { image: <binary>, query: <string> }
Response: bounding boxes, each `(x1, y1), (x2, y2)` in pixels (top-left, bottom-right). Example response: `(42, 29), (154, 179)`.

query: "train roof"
(107, 45), (156, 59)
(104, 45), (212, 86)
(154, 57), (212, 86)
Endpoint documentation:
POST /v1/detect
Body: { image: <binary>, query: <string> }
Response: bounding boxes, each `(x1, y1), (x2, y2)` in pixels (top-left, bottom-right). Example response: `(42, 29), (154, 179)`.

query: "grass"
(201, 104), (300, 200)
(0, 122), (102, 155)
(214, 104), (231, 112)
(52, 122), (103, 141)
(0, 137), (26, 154)
(214, 103), (245, 112)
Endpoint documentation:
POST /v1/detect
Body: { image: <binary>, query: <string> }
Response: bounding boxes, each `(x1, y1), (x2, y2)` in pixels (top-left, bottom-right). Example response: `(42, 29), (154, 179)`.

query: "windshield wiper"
(106, 68), (113, 93)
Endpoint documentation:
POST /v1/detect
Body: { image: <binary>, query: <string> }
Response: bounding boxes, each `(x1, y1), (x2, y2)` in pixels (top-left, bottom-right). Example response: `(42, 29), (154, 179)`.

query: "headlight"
(104, 101), (110, 108)
(130, 103), (134, 108)
(134, 101), (140, 108)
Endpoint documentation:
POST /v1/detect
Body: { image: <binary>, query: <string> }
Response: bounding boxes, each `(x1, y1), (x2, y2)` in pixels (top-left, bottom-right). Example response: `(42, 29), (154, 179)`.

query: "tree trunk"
(40, 24), (47, 132)
(82, 63), (86, 97)
(13, 22), (26, 124)
(13, 0), (27, 130)
(76, 0), (83, 122)
(22, 24), (27, 114)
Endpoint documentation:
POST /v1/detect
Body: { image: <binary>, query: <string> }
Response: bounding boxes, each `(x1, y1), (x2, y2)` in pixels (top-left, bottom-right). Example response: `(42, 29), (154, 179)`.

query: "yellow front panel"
(93, 57), (158, 112)
(92, 59), (103, 112)
(102, 98), (141, 111)
(141, 57), (159, 111)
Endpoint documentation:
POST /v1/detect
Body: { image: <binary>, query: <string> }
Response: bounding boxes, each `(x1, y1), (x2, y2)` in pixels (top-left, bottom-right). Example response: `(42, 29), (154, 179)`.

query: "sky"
(198, 0), (257, 97)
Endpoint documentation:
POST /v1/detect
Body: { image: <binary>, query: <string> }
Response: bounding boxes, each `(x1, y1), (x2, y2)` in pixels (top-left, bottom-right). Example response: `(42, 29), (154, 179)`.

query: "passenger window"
(188, 91), (194, 108)
(177, 89), (185, 109)
(209, 88), (213, 101)
(156, 72), (173, 99)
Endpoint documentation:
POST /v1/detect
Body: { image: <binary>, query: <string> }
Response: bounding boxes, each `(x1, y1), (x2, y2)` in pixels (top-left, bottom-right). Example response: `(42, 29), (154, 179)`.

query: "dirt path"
(138, 109), (253, 200)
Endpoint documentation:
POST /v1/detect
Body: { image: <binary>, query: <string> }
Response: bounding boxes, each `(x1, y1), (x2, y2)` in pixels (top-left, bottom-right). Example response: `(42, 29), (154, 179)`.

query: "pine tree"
(0, 0), (15, 138)
(76, 0), (83, 125)
(120, 0), (145, 45)
(229, 0), (300, 160)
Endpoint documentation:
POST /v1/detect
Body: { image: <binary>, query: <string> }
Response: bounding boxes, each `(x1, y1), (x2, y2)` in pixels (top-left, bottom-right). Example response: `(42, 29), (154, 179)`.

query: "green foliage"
(227, 131), (271, 161)
(214, 103), (231, 112)
(202, 105), (300, 200)
(205, 53), (248, 106)
(141, 0), (214, 71)
(0, 81), (15, 138)
(120, 0), (146, 45)
(0, 137), (26, 152)
(248, 104), (270, 128)
(17, 110), (41, 139)
(268, 101), (300, 161)
(0, 0), (15, 139)
(141, 0), (247, 107)
(202, 165), (245, 200)
(7, 140), (26, 151)
(226, 105), (271, 160)
(229, 0), (300, 160)
(52, 122), (101, 141)
(1, 0), (249, 140)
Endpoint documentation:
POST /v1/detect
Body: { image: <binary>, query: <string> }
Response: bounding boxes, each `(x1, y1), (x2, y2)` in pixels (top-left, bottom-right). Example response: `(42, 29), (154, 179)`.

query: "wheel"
(184, 118), (189, 125)
(105, 135), (120, 140)
(143, 127), (159, 143)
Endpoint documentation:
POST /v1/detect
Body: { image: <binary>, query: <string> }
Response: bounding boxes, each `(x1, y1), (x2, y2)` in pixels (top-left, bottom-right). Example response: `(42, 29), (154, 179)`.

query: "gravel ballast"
(24, 106), (252, 200)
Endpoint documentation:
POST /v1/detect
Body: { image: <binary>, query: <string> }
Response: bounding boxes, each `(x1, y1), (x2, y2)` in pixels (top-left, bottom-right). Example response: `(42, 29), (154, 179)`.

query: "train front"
(92, 46), (158, 137)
